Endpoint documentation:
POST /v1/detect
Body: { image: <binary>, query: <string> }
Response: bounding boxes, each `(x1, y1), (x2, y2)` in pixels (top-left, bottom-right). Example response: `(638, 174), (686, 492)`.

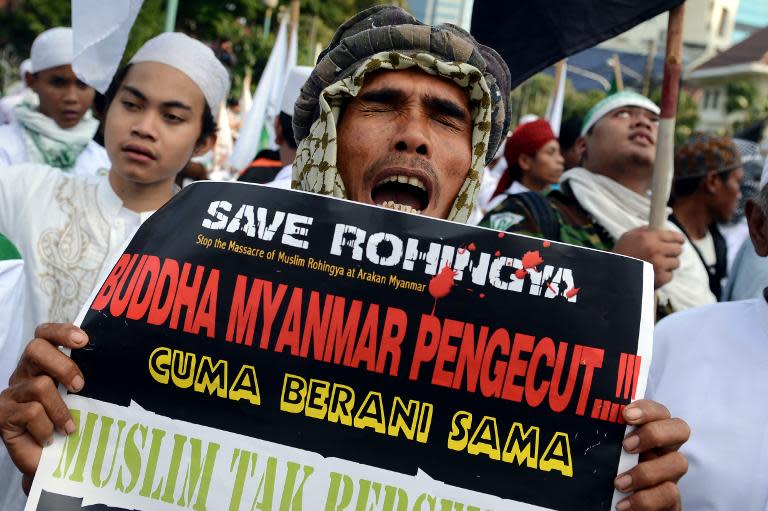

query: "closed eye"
(121, 100), (140, 111)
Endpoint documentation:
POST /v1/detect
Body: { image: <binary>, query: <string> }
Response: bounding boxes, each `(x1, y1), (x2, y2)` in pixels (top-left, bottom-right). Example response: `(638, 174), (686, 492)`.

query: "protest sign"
(26, 182), (654, 511)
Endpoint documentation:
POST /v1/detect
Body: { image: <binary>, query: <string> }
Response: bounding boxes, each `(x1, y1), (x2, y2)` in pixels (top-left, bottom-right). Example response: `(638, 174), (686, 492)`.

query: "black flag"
(471, 0), (684, 88)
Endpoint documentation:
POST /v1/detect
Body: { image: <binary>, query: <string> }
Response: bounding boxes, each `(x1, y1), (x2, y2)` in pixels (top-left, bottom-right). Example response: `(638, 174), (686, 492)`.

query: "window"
(703, 90), (711, 110)
(712, 90), (721, 110)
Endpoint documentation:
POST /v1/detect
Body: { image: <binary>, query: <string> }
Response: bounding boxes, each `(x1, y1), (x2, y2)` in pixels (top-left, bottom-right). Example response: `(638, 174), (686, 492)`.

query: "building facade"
(733, 0), (768, 42)
(601, 0), (740, 68)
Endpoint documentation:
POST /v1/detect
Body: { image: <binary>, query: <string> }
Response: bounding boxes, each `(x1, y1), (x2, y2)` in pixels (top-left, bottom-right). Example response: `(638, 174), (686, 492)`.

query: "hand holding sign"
(0, 324), (87, 489)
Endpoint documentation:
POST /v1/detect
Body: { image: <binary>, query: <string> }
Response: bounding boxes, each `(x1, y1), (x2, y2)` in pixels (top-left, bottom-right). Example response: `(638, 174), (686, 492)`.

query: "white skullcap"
(581, 91), (660, 136)
(19, 59), (32, 78)
(761, 158), (768, 190)
(519, 114), (540, 125)
(280, 66), (313, 116)
(30, 27), (73, 73)
(130, 32), (230, 116)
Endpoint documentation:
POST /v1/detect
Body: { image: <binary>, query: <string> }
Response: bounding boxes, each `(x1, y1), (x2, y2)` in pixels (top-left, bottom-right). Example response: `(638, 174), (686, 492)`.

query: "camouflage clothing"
(479, 184), (677, 318)
(479, 182), (613, 250)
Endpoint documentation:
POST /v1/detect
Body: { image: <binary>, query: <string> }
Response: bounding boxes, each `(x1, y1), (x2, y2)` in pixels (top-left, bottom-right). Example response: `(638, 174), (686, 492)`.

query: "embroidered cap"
(581, 91), (660, 136)
(674, 134), (742, 181)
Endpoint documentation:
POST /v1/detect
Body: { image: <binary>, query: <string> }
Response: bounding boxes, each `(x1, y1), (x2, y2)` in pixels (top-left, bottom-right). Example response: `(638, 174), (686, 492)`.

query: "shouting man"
(1, 8), (688, 511)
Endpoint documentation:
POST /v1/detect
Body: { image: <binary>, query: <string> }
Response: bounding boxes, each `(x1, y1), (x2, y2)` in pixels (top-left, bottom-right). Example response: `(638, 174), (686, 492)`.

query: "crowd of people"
(0, 5), (766, 510)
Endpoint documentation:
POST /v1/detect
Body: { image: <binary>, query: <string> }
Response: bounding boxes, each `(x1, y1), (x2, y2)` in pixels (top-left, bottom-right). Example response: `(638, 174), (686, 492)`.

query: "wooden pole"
(649, 5), (685, 229)
(611, 53), (624, 91)
(641, 39), (658, 97)
(288, 0), (300, 49)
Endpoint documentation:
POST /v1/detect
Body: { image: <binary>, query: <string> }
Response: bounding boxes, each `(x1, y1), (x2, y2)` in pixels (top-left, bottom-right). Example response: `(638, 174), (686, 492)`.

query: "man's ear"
(193, 133), (216, 157)
(518, 153), (533, 171)
(703, 171), (721, 194)
(274, 116), (284, 146)
(746, 199), (768, 257)
(25, 72), (36, 90)
(576, 136), (588, 166)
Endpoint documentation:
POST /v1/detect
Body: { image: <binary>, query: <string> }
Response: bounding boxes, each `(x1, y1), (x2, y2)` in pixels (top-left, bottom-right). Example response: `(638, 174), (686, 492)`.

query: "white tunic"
(0, 164), (150, 343)
(0, 121), (110, 178)
(647, 297), (768, 511)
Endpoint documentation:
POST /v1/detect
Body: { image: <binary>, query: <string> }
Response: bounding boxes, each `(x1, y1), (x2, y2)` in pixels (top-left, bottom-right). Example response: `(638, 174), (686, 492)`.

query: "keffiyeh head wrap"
(291, 5), (511, 223)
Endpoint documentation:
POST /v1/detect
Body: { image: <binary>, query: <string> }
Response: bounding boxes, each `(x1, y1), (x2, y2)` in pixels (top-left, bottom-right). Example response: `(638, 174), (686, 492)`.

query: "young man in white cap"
(0, 32), (228, 507)
(268, 65), (313, 188)
(645, 160), (768, 510)
(481, 91), (715, 317)
(0, 28), (109, 176)
(237, 66), (313, 186)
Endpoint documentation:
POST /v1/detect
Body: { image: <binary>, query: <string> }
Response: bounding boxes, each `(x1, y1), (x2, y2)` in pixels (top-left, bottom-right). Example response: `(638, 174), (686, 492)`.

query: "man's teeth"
(379, 174), (427, 191)
(380, 200), (422, 214)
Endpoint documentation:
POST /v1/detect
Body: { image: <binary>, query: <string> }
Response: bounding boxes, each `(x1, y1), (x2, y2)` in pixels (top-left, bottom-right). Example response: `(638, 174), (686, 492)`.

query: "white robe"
(647, 296), (768, 510)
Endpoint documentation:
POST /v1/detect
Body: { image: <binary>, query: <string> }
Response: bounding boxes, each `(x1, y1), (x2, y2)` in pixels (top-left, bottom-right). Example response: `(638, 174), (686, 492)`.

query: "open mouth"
(629, 133), (654, 146)
(371, 174), (430, 214)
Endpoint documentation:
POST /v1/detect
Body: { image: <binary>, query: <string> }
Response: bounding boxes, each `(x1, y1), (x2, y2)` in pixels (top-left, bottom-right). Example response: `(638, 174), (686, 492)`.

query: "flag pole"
(164, 0), (178, 32)
(649, 4), (685, 229)
(611, 53), (624, 91)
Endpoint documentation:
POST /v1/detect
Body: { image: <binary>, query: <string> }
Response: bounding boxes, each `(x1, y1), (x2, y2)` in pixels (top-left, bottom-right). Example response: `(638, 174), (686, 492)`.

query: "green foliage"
(0, 0), (385, 97)
(725, 80), (758, 114)
(648, 88), (699, 144)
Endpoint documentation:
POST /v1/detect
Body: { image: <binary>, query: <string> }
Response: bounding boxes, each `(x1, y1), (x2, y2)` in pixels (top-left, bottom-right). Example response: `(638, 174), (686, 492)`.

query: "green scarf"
(293, 51), (492, 224)
(14, 101), (98, 170)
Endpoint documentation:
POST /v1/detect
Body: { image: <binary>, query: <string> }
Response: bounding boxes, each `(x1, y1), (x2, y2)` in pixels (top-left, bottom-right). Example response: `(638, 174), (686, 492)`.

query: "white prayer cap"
(581, 91), (660, 136)
(30, 27), (73, 73)
(19, 59), (32, 78)
(129, 32), (230, 116)
(280, 66), (313, 116)
(519, 114), (540, 125)
(761, 158), (768, 190)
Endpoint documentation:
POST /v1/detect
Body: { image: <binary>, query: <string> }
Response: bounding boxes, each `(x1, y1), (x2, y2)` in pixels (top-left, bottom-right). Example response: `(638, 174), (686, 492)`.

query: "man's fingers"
(623, 399), (671, 424)
(8, 376), (76, 436)
(623, 418), (690, 456)
(32, 323), (88, 349)
(614, 452), (688, 494)
(4, 401), (55, 447)
(12, 338), (85, 393)
(656, 230), (685, 245)
(616, 481), (681, 511)
(659, 242), (683, 258)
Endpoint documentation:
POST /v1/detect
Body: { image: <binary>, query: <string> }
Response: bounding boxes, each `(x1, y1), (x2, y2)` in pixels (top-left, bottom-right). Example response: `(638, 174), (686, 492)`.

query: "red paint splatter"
(479, 293), (486, 299)
(466, 288), (474, 293)
(547, 282), (557, 294)
(429, 265), (458, 314)
(515, 269), (527, 279)
(497, 232), (506, 238)
(565, 287), (581, 299)
(467, 242), (477, 252)
(543, 240), (551, 248)
(494, 250), (501, 257)
(521, 250), (544, 270)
